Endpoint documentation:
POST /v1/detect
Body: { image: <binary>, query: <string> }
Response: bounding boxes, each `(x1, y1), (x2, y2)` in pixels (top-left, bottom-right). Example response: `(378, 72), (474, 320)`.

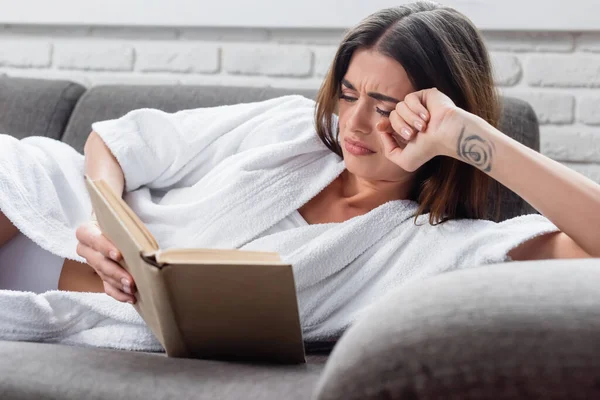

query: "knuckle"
(398, 102), (410, 114)
(90, 250), (110, 272)
(89, 235), (106, 255)
(106, 276), (121, 290)
(93, 263), (107, 279)
(104, 282), (128, 302)
(101, 258), (122, 280)
(103, 281), (118, 296)
(75, 226), (84, 241)
(79, 230), (94, 248)
(77, 224), (93, 243)
(94, 257), (112, 275)
(102, 281), (112, 295)
(76, 243), (86, 257)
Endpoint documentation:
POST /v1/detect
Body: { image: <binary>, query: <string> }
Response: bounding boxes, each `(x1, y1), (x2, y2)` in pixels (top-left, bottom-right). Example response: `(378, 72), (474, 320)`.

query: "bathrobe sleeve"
(409, 212), (562, 271)
(91, 95), (317, 192)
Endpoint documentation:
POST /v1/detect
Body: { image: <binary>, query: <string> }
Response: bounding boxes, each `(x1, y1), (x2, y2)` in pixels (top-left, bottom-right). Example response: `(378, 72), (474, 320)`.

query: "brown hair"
(315, 0), (501, 224)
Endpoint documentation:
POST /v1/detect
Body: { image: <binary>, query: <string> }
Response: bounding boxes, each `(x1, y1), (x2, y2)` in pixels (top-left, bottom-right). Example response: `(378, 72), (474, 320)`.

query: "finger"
(103, 281), (136, 304)
(77, 243), (136, 294)
(389, 110), (415, 141)
(396, 101), (427, 133)
(376, 119), (408, 148)
(94, 265), (131, 294)
(76, 222), (122, 262)
(378, 130), (402, 156)
(404, 92), (430, 123)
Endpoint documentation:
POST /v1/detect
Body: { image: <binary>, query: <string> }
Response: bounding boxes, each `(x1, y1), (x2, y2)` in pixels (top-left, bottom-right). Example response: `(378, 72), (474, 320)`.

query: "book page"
(156, 248), (283, 265)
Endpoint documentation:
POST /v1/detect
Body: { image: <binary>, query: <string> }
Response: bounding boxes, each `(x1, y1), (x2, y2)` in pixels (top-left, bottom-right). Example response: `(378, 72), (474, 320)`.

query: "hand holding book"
(83, 175), (306, 363)
(75, 210), (135, 303)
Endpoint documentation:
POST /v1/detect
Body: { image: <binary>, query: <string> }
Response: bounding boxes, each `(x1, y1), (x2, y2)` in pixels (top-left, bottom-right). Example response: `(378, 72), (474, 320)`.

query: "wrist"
(435, 107), (466, 158)
(438, 108), (487, 159)
(449, 112), (498, 173)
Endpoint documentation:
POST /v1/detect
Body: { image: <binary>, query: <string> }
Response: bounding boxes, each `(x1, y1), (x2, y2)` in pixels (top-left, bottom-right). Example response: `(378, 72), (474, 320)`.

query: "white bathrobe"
(0, 95), (558, 348)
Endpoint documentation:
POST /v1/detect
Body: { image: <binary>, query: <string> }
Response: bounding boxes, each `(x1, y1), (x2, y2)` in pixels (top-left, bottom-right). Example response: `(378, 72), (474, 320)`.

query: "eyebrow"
(341, 78), (401, 104)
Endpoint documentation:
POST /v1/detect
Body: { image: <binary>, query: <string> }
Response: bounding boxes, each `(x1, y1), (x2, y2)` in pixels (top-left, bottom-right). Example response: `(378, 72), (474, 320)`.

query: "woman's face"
(337, 48), (417, 182)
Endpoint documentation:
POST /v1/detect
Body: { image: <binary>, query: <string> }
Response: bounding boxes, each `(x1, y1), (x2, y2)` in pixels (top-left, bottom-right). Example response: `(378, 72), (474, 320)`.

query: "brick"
(313, 46), (337, 77)
(577, 33), (600, 53)
(55, 42), (134, 71)
(269, 29), (345, 45)
(136, 43), (219, 73)
(562, 162), (600, 184)
(0, 40), (52, 68)
(483, 31), (575, 52)
(526, 55), (600, 88)
(490, 53), (522, 86)
(578, 96), (600, 125)
(503, 91), (574, 124)
(90, 27), (177, 40)
(222, 45), (312, 77)
(541, 127), (600, 163)
(179, 28), (269, 42)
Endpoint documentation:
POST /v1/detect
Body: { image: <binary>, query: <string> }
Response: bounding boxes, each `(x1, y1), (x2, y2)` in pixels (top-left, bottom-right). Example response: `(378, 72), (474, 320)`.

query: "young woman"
(0, 1), (597, 337)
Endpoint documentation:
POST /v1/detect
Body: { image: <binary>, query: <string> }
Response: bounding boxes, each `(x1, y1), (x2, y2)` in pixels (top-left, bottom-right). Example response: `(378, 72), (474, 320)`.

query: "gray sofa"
(0, 75), (599, 399)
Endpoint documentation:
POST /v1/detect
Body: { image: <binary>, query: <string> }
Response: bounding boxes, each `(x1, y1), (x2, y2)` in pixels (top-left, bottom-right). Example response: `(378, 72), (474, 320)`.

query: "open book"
(85, 176), (306, 364)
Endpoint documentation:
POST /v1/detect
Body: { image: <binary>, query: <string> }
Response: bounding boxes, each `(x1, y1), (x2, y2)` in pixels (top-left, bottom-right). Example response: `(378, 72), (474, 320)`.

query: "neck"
(338, 169), (415, 210)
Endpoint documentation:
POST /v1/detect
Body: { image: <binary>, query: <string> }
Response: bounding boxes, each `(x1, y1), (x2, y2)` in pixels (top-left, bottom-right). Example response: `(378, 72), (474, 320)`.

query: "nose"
(345, 101), (371, 135)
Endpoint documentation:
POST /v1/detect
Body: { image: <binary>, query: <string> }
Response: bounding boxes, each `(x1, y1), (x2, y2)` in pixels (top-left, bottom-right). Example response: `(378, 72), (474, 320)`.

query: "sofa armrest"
(315, 258), (600, 400)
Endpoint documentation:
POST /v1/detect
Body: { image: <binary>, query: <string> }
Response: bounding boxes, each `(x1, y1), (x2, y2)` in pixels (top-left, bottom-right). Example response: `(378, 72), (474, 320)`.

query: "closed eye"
(339, 94), (357, 103)
(376, 108), (392, 118)
(340, 94), (392, 118)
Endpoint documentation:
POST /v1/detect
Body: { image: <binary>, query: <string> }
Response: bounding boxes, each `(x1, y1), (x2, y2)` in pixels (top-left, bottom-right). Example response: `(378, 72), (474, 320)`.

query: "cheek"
(337, 102), (347, 121)
(337, 102), (351, 136)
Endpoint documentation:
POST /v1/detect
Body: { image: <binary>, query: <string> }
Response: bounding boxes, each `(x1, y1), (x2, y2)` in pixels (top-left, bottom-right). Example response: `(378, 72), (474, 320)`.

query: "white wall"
(0, 3), (599, 182)
(0, 0), (598, 30)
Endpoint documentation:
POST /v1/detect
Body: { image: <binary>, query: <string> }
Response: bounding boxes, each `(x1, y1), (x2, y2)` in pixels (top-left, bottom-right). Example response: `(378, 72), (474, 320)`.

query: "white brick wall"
(0, 26), (598, 182)
(54, 42), (135, 71)
(222, 45), (312, 77)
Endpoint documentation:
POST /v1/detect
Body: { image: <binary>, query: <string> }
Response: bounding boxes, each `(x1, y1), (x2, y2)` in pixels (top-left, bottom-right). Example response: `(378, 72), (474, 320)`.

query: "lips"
(344, 138), (374, 152)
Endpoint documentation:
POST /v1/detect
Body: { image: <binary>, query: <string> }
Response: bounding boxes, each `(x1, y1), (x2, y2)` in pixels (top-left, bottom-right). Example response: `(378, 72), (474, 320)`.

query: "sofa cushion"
(61, 85), (317, 153)
(0, 76), (85, 141)
(0, 341), (326, 400)
(315, 258), (600, 400)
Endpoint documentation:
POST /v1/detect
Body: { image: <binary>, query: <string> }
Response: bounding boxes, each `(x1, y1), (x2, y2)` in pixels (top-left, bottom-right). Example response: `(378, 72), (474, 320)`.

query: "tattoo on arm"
(456, 126), (496, 172)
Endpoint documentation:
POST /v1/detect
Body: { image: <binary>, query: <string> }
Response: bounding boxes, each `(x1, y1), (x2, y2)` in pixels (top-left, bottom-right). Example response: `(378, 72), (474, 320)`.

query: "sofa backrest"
(0, 76), (86, 140)
(62, 85), (318, 153)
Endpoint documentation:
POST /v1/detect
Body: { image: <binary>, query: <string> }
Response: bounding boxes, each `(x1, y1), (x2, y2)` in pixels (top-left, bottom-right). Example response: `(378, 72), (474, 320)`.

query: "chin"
(344, 153), (411, 181)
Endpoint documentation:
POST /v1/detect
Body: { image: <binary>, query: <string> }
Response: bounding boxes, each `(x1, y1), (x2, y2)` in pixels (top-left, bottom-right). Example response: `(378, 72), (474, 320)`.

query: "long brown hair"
(315, 0), (501, 224)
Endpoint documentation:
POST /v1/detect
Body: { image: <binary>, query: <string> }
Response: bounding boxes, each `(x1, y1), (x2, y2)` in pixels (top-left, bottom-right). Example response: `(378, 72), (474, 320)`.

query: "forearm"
(84, 131), (125, 198)
(444, 112), (600, 257)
